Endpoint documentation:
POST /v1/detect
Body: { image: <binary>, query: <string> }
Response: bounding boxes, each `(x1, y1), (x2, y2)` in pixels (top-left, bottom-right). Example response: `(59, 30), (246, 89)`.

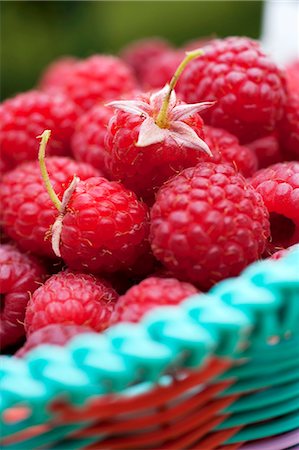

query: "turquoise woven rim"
(1, 246), (299, 447)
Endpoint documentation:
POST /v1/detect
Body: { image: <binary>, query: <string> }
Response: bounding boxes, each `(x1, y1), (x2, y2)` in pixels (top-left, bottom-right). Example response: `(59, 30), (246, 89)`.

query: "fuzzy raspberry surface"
(0, 244), (46, 350)
(140, 51), (184, 90)
(247, 133), (282, 170)
(105, 93), (207, 202)
(43, 55), (137, 112)
(286, 60), (299, 94)
(60, 177), (150, 273)
(150, 163), (270, 289)
(278, 92), (299, 161)
(38, 57), (79, 91)
(204, 126), (258, 177)
(0, 91), (79, 170)
(0, 158), (101, 257)
(71, 104), (113, 177)
(111, 276), (198, 323)
(121, 37), (172, 81)
(25, 271), (118, 335)
(177, 37), (287, 143)
(15, 323), (94, 358)
(250, 162), (299, 252)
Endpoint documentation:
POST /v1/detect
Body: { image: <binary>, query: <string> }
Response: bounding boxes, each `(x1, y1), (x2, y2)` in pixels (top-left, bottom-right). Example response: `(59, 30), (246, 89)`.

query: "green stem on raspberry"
(38, 130), (62, 211)
(155, 48), (204, 129)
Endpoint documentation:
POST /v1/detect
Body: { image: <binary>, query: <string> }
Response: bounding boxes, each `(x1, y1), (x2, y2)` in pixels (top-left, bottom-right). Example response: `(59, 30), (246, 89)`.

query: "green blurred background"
(1, 1), (263, 101)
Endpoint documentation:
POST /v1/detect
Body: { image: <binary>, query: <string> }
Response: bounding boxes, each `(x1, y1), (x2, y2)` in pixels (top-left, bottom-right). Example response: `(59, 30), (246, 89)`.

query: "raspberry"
(25, 271), (118, 335)
(278, 92), (299, 160)
(286, 60), (299, 94)
(121, 37), (172, 81)
(38, 57), (78, 91)
(43, 55), (137, 112)
(111, 277), (198, 323)
(0, 91), (79, 169)
(59, 177), (150, 274)
(150, 163), (270, 289)
(0, 157), (100, 257)
(177, 37), (287, 143)
(71, 104), (113, 177)
(204, 126), (258, 177)
(247, 133), (282, 169)
(15, 324), (94, 358)
(140, 51), (184, 90)
(0, 244), (46, 350)
(250, 162), (299, 252)
(106, 90), (212, 202)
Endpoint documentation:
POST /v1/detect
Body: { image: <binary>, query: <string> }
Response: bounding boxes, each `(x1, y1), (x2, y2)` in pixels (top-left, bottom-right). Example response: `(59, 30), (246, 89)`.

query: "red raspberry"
(106, 91), (211, 202)
(59, 177), (150, 274)
(121, 37), (172, 81)
(71, 104), (113, 177)
(25, 271), (118, 335)
(43, 55), (137, 112)
(177, 37), (287, 143)
(0, 91), (79, 170)
(38, 57), (79, 91)
(150, 163), (270, 289)
(250, 162), (299, 252)
(204, 126), (258, 177)
(0, 244), (46, 350)
(140, 51), (184, 90)
(0, 157), (100, 257)
(246, 133), (282, 169)
(278, 92), (299, 160)
(286, 60), (299, 94)
(15, 323), (94, 358)
(111, 277), (198, 323)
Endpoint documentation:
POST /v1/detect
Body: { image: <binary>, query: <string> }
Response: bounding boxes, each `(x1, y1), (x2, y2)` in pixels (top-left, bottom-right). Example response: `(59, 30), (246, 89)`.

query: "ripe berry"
(121, 37), (172, 81)
(0, 91), (79, 169)
(0, 157), (101, 257)
(278, 92), (299, 161)
(71, 104), (113, 177)
(0, 244), (46, 350)
(140, 51), (184, 90)
(38, 57), (78, 91)
(25, 271), (118, 335)
(250, 162), (299, 252)
(15, 323), (94, 358)
(246, 133), (282, 169)
(150, 163), (270, 289)
(43, 55), (137, 112)
(286, 60), (299, 94)
(177, 37), (287, 143)
(111, 277), (198, 323)
(204, 125), (258, 177)
(59, 176), (150, 274)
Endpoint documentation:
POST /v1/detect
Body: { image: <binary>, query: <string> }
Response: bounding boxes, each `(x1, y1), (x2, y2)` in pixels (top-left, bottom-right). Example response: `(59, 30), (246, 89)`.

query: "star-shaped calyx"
(108, 49), (215, 155)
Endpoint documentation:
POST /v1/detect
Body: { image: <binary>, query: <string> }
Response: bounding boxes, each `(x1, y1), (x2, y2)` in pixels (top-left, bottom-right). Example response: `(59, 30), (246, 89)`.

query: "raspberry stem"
(37, 130), (62, 211)
(155, 48), (204, 129)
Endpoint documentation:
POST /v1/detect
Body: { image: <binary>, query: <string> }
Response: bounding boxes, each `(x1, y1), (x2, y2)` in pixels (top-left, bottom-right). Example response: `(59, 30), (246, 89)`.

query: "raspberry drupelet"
(150, 162), (270, 289)
(111, 277), (198, 324)
(106, 49), (215, 202)
(0, 157), (101, 258)
(0, 91), (79, 170)
(42, 55), (137, 112)
(71, 104), (113, 177)
(25, 271), (118, 335)
(177, 37), (287, 143)
(0, 244), (46, 351)
(250, 162), (299, 253)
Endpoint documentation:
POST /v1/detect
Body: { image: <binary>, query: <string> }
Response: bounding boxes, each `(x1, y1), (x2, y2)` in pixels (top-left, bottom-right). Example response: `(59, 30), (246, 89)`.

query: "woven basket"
(1, 247), (299, 449)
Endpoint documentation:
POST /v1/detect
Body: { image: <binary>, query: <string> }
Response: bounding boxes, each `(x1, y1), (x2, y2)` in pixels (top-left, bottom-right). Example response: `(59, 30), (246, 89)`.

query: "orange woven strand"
(194, 427), (244, 449)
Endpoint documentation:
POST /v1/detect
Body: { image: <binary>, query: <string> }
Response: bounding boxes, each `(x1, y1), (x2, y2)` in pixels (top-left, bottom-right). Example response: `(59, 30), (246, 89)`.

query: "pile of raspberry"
(1, 36), (298, 357)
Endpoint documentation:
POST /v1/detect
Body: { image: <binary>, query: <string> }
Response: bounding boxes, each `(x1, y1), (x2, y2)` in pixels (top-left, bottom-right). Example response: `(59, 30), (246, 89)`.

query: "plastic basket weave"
(1, 248), (299, 449)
